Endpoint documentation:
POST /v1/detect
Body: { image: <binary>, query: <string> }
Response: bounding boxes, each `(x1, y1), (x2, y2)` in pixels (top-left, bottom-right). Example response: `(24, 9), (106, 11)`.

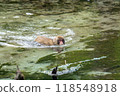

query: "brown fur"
(35, 36), (65, 46)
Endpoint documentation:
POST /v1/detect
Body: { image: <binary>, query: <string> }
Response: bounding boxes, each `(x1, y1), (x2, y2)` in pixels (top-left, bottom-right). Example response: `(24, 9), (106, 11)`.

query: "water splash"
(65, 29), (75, 36)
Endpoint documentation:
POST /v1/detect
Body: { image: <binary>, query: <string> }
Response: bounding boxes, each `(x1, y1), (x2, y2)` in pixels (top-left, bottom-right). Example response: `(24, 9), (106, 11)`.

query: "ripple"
(64, 29), (75, 42)
(13, 16), (20, 18)
(26, 13), (33, 15)
(87, 71), (111, 76)
(47, 27), (61, 30)
(41, 56), (107, 76)
(0, 42), (18, 47)
(6, 30), (16, 33)
(65, 29), (75, 36)
(9, 36), (34, 41)
(0, 32), (6, 35)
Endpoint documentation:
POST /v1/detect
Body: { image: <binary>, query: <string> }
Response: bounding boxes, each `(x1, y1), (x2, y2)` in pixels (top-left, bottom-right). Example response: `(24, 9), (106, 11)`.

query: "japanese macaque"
(52, 66), (58, 80)
(15, 65), (24, 80)
(35, 36), (65, 46)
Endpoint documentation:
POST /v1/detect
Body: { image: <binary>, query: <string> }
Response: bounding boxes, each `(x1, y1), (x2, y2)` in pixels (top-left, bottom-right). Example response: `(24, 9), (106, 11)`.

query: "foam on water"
(0, 25), (74, 48)
(65, 29), (75, 36)
(41, 56), (107, 76)
(47, 27), (61, 30)
(9, 35), (34, 41)
(26, 13), (33, 15)
(13, 16), (20, 18)
(0, 42), (18, 47)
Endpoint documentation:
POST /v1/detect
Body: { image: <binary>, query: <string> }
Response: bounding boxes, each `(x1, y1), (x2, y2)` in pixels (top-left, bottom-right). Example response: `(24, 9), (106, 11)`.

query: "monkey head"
(53, 36), (65, 45)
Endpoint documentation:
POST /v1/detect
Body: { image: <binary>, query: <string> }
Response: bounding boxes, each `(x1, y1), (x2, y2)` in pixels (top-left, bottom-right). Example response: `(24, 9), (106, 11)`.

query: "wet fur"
(35, 36), (65, 46)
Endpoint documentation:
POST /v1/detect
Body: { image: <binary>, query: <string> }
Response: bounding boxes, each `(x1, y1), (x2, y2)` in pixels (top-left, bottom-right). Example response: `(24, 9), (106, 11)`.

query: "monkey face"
(57, 38), (65, 45)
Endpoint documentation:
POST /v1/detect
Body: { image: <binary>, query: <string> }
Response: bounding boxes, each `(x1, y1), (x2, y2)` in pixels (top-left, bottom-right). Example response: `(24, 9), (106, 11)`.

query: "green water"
(0, 1), (120, 80)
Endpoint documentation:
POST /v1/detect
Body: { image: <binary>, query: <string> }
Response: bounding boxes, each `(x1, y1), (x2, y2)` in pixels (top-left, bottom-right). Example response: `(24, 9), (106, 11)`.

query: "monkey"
(51, 66), (58, 80)
(35, 36), (65, 46)
(15, 65), (24, 80)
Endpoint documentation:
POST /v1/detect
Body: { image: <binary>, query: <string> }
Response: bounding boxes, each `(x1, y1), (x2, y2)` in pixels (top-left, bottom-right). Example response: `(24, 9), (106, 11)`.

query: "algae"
(0, 0), (120, 79)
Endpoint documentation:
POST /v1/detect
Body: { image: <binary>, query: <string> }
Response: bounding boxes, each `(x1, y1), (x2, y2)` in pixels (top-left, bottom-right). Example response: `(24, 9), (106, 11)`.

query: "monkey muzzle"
(59, 40), (64, 45)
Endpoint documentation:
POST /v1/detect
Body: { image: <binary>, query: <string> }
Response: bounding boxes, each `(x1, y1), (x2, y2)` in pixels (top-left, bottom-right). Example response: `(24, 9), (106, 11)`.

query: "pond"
(0, 1), (120, 80)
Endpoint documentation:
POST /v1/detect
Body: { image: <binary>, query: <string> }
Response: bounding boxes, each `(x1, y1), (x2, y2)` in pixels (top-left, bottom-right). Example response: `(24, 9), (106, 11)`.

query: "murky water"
(0, 1), (120, 80)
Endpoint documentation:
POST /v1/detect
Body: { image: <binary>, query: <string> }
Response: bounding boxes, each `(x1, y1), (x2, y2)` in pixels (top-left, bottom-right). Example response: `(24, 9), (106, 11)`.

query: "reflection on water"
(0, 1), (120, 80)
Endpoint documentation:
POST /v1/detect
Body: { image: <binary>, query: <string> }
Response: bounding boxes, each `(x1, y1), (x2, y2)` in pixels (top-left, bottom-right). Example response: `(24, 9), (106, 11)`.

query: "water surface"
(0, 1), (120, 80)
